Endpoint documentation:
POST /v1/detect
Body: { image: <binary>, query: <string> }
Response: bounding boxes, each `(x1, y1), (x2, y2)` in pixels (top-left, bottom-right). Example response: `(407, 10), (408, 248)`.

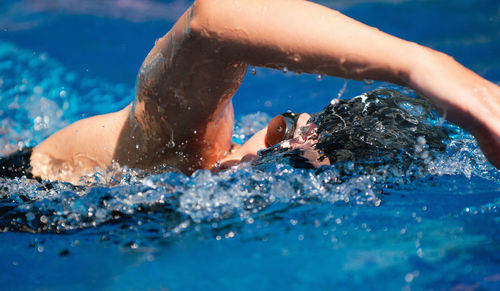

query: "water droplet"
(337, 79), (349, 99)
(330, 98), (340, 105)
(40, 215), (48, 223)
(33, 86), (43, 95)
(167, 140), (175, 148)
(316, 74), (325, 81)
(250, 66), (257, 76)
(363, 79), (374, 85)
(417, 136), (426, 145)
(135, 144), (139, 149)
(59, 90), (67, 98)
(282, 66), (288, 74)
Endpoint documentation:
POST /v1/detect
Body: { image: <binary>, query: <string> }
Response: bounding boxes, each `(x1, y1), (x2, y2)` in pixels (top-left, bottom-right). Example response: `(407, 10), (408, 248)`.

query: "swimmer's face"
(219, 112), (330, 169)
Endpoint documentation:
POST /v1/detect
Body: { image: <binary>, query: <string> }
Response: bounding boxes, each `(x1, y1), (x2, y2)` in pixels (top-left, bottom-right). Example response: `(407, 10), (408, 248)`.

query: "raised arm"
(190, 0), (417, 83)
(190, 0), (500, 168)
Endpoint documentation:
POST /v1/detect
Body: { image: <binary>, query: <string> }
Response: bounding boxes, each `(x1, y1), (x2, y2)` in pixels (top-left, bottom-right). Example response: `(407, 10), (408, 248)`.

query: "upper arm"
(133, 4), (247, 142)
(189, 0), (415, 82)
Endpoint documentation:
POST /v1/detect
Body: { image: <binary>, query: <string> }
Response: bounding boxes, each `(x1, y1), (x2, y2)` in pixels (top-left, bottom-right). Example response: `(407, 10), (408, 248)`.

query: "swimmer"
(2, 0), (500, 183)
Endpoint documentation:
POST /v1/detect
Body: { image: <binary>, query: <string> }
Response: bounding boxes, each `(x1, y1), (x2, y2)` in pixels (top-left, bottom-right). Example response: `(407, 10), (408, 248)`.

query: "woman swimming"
(3, 0), (500, 184)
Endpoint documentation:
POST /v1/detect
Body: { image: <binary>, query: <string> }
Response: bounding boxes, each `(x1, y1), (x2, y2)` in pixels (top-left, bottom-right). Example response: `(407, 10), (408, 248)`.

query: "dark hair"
(256, 89), (449, 173)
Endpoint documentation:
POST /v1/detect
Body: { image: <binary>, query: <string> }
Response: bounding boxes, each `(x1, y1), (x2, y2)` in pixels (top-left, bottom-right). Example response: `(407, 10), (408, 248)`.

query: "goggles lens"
(265, 112), (300, 147)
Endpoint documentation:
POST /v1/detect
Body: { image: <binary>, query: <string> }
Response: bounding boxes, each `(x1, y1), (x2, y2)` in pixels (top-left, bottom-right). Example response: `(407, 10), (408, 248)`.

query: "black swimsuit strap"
(0, 147), (34, 179)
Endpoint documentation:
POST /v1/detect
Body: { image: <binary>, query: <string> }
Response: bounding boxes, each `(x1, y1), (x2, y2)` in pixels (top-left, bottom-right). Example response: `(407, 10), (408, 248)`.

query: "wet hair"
(256, 89), (449, 173)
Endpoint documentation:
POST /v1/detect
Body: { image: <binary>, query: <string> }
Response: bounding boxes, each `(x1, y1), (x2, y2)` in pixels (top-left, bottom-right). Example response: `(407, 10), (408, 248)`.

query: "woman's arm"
(190, 0), (500, 167)
(190, 0), (416, 84)
(32, 5), (247, 181)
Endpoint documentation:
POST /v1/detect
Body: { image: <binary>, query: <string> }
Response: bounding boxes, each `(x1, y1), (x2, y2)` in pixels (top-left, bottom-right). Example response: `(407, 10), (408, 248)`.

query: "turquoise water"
(1, 0), (499, 290)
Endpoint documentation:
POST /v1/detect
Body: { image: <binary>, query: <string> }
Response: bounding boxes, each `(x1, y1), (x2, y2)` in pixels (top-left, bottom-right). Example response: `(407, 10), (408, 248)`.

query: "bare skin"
(30, 0), (500, 184)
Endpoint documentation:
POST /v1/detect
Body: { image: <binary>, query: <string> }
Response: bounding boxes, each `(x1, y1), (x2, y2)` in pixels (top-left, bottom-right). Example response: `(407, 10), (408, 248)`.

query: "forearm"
(408, 49), (500, 130)
(190, 0), (419, 85)
(191, 0), (500, 168)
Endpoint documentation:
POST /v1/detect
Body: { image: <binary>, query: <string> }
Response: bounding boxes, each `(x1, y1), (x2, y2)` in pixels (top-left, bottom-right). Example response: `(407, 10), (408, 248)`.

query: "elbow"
(189, 0), (216, 38)
(190, 0), (236, 40)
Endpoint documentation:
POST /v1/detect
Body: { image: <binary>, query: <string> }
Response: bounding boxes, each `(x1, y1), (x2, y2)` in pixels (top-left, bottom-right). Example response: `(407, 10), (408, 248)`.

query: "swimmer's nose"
(265, 115), (287, 147)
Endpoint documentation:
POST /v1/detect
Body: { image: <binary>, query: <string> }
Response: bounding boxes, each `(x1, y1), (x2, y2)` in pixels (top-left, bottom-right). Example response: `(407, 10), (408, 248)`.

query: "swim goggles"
(265, 112), (301, 147)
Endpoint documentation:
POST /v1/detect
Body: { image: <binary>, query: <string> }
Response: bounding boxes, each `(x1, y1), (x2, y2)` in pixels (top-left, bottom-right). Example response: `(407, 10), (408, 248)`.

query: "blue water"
(1, 0), (499, 290)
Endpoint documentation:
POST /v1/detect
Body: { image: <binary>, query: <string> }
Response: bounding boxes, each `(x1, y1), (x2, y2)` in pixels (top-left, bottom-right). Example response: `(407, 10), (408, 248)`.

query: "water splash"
(2, 104), (498, 242)
(1, 127), (497, 243)
(0, 40), (499, 252)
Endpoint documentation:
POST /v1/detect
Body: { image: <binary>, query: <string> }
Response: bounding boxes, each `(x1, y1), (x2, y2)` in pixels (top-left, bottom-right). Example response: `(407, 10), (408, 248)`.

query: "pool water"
(1, 0), (499, 290)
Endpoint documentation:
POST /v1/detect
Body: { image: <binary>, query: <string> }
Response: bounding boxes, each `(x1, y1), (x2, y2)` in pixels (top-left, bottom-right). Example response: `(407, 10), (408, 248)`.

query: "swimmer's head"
(221, 89), (449, 172)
